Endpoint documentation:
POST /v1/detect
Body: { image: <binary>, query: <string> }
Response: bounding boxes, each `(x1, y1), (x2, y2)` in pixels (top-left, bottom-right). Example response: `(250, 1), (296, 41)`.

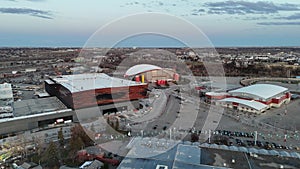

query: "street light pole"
(208, 130), (211, 144)
(254, 131), (258, 146)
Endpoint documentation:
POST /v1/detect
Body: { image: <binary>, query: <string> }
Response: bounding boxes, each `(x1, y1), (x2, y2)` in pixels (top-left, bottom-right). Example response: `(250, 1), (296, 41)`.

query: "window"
(96, 92), (126, 100)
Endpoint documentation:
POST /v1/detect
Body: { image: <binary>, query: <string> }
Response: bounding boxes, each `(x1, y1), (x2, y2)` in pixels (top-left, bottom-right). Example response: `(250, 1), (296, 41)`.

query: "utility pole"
(254, 131), (258, 146)
(208, 130), (211, 144)
(284, 134), (287, 147)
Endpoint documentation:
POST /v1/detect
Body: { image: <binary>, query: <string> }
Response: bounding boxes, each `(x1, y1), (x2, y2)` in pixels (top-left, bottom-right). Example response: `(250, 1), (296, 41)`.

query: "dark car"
(246, 140), (254, 146)
(163, 126), (167, 130)
(271, 142), (278, 149)
(256, 141), (263, 147)
(264, 142), (272, 150)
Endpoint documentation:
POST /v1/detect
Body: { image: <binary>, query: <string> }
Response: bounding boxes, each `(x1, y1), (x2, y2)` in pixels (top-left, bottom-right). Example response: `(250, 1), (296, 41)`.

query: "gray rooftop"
(229, 84), (288, 100)
(13, 97), (67, 117)
(118, 138), (229, 169)
(51, 73), (145, 93)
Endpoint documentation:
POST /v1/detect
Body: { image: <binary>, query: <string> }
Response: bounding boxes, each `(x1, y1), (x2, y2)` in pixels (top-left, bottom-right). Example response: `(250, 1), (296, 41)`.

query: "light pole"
(208, 130), (211, 144)
(254, 131), (258, 146)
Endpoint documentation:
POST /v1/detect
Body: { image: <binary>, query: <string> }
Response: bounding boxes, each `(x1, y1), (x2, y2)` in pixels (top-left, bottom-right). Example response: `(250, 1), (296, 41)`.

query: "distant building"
(0, 83), (14, 119)
(125, 64), (179, 86)
(212, 84), (291, 114)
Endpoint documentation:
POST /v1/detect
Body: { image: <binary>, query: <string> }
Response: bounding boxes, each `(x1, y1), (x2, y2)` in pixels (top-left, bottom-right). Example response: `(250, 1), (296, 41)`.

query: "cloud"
(257, 21), (300, 25)
(191, 9), (206, 16)
(205, 1), (300, 15)
(275, 13), (300, 20)
(0, 8), (53, 19)
(242, 16), (268, 20)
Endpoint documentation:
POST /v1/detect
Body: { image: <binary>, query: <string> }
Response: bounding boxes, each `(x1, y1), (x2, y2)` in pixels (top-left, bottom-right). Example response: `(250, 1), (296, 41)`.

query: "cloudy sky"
(1, 0), (300, 47)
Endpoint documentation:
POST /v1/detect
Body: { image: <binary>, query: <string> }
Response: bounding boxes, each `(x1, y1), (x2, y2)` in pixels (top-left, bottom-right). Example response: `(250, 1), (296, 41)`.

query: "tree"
(58, 128), (65, 147)
(191, 133), (199, 142)
(42, 141), (60, 168)
(70, 124), (93, 147)
(115, 120), (119, 130)
(69, 136), (84, 156)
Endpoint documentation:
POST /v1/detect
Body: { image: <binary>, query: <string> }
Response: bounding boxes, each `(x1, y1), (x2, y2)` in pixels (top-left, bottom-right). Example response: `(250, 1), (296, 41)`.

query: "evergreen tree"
(70, 124), (93, 147)
(58, 128), (65, 147)
(42, 141), (60, 168)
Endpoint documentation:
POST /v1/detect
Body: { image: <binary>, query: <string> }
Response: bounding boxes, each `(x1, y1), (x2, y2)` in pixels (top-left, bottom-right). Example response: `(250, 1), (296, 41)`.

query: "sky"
(1, 0), (300, 47)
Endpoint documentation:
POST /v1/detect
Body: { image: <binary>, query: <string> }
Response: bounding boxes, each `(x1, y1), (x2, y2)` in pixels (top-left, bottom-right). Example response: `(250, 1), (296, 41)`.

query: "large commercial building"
(125, 64), (179, 86)
(0, 73), (148, 136)
(45, 73), (148, 110)
(206, 84), (291, 114)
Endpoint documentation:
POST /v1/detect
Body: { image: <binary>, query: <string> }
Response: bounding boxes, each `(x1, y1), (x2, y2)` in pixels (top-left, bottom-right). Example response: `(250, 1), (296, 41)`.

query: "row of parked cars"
(214, 130), (300, 151)
(216, 130), (254, 138)
(234, 138), (300, 150)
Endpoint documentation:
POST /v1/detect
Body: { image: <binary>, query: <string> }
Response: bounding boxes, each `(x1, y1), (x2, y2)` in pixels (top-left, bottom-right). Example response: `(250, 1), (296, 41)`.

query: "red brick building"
(45, 73), (148, 109)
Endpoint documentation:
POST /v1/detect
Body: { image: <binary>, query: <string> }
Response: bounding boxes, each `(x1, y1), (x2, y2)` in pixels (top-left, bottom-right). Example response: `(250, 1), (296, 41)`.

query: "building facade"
(45, 73), (148, 109)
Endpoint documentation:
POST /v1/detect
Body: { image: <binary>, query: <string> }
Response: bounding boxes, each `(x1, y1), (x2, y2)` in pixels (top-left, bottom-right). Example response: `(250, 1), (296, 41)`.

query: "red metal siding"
(72, 84), (148, 109)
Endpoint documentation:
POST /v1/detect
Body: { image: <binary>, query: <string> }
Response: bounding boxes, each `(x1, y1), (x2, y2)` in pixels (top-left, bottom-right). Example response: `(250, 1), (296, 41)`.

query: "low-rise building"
(207, 84), (291, 114)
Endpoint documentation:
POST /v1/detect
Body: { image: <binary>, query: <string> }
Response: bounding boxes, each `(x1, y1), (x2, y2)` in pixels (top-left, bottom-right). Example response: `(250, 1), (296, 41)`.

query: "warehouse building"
(45, 73), (148, 111)
(207, 84), (290, 114)
(125, 64), (179, 86)
(227, 84), (290, 107)
(0, 73), (149, 136)
(0, 97), (74, 136)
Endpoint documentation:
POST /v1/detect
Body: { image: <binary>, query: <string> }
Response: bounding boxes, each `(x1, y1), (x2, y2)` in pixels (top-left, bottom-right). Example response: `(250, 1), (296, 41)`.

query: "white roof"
(205, 92), (228, 96)
(125, 64), (162, 76)
(0, 83), (13, 100)
(51, 73), (145, 93)
(229, 84), (288, 100)
(219, 98), (268, 111)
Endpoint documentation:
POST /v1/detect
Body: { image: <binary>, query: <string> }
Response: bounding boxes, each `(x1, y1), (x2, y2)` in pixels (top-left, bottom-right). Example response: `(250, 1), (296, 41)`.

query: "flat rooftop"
(118, 137), (228, 169)
(13, 97), (68, 117)
(50, 73), (146, 93)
